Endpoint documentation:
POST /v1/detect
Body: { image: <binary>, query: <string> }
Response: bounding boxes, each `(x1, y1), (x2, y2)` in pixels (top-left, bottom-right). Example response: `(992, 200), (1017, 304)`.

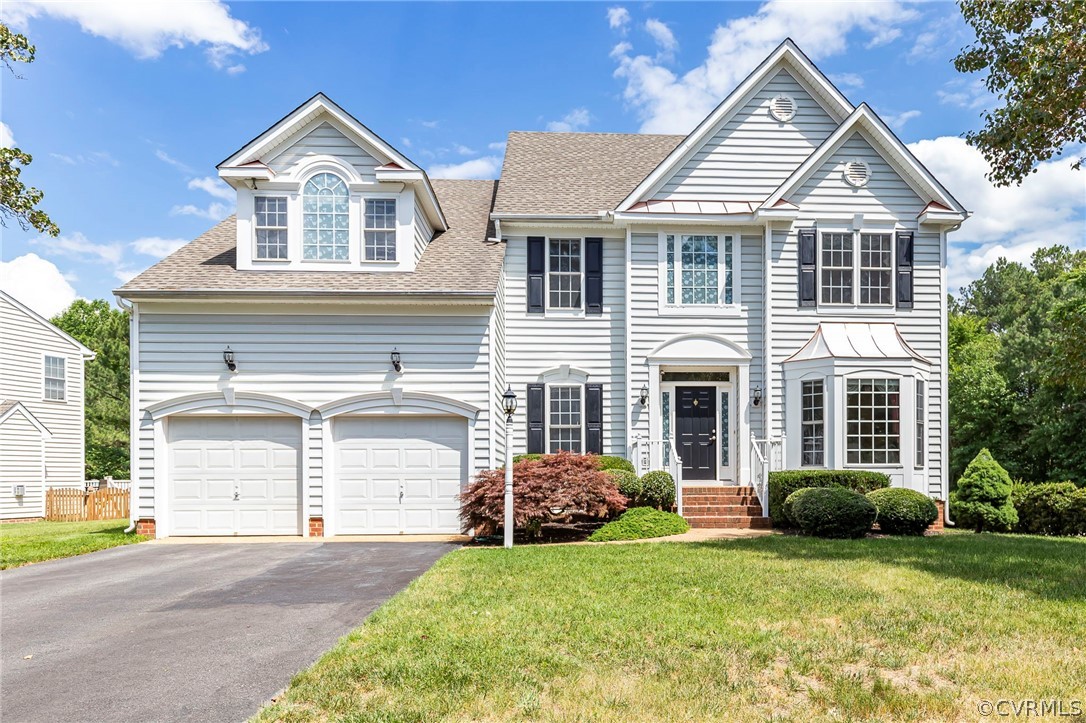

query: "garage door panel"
(371, 449), (401, 468)
(371, 479), (400, 500)
(403, 449), (433, 468)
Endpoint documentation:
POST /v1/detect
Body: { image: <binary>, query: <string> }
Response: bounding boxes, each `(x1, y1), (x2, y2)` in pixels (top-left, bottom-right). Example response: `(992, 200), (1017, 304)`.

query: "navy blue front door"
(676, 387), (716, 480)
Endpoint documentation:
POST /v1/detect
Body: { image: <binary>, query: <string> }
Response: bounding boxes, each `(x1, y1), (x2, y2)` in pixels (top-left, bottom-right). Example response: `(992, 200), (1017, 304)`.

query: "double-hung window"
(664, 234), (734, 307)
(801, 380), (824, 466)
(364, 199), (397, 261)
(254, 196), (288, 260)
(915, 380), (926, 468)
(548, 239), (582, 309)
(548, 385), (582, 452)
(846, 378), (900, 465)
(44, 355), (66, 401)
(302, 172), (349, 261)
(820, 231), (893, 306)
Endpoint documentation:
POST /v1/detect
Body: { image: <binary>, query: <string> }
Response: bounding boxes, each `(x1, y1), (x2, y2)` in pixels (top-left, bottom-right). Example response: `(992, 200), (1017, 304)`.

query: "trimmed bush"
(460, 451), (626, 536)
(607, 469), (641, 502)
(638, 470), (676, 510)
(951, 448), (1018, 533)
(781, 487), (818, 528)
(512, 453), (544, 464)
(1013, 482), (1086, 536)
(789, 487), (877, 539)
(596, 455), (636, 473)
(588, 507), (690, 542)
(867, 488), (939, 535)
(769, 470), (890, 527)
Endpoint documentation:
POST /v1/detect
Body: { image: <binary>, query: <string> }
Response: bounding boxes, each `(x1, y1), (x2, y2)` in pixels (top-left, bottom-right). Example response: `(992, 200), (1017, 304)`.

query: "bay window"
(846, 378), (900, 465)
(801, 379), (824, 466)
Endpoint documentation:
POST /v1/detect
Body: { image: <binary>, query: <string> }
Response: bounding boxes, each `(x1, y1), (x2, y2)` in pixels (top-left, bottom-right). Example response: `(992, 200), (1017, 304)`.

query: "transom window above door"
(302, 172), (350, 261)
(663, 234), (735, 310)
(548, 239), (582, 309)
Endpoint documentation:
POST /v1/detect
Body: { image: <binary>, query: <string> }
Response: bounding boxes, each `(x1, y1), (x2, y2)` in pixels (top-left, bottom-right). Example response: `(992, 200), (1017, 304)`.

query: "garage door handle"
(233, 489), (240, 501)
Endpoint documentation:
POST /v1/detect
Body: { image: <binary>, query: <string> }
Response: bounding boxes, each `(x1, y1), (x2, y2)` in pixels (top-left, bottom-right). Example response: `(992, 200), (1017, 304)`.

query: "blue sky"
(1, 1), (1083, 316)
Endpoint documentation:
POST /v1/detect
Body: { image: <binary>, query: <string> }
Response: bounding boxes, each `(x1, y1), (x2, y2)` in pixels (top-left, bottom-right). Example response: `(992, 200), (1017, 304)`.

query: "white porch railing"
(751, 434), (786, 518)
(631, 436), (684, 517)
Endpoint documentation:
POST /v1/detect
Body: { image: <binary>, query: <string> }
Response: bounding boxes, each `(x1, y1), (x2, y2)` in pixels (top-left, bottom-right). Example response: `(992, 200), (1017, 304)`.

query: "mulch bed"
(467, 520), (606, 546)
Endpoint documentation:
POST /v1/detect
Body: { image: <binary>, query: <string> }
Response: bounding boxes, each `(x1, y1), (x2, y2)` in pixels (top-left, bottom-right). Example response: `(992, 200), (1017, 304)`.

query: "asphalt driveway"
(0, 541), (453, 723)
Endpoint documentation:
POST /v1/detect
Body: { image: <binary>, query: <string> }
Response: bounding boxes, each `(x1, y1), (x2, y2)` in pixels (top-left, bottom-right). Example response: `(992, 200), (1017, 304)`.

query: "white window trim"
(299, 170), (353, 264)
(252, 193), (291, 262)
(915, 378), (926, 470)
(363, 196), (400, 264)
(545, 383), (585, 453)
(42, 353), (67, 403)
(657, 231), (741, 317)
(816, 227), (896, 312)
(545, 236), (585, 315)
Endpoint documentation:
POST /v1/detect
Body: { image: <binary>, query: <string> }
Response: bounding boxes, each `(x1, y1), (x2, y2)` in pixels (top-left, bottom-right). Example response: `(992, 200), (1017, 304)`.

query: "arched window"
(302, 172), (349, 260)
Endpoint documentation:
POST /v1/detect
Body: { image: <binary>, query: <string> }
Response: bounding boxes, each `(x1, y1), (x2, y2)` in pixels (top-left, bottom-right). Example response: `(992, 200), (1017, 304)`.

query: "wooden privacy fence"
(46, 488), (130, 522)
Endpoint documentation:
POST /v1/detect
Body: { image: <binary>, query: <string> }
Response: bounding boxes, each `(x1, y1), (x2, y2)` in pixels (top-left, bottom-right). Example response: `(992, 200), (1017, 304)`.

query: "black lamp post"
(501, 385), (517, 548)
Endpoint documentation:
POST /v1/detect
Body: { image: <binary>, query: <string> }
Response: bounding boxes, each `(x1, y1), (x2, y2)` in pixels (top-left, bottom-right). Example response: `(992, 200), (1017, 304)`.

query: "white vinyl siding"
(0, 410), (46, 519)
(655, 70), (839, 202)
(265, 121), (380, 181)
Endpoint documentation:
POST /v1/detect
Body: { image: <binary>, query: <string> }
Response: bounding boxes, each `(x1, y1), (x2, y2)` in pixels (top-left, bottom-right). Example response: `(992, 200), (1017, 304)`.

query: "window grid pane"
(801, 380), (824, 466)
(662, 391), (671, 466)
(720, 391), (730, 466)
(547, 239), (582, 309)
(666, 235), (676, 305)
(302, 173), (349, 261)
(916, 380), (925, 468)
(846, 378), (901, 465)
(859, 233), (893, 305)
(821, 232), (854, 304)
(365, 199), (397, 261)
(548, 385), (582, 453)
(44, 355), (66, 401)
(255, 196), (289, 260)
(680, 235), (719, 305)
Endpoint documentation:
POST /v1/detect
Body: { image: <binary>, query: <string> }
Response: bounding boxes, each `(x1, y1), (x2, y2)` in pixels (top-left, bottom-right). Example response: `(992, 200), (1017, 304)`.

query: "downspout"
(115, 295), (138, 534)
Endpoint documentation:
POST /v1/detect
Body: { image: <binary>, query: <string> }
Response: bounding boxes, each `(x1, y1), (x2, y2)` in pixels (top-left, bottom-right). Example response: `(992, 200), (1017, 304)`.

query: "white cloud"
(429, 156), (503, 180)
(112, 267), (142, 284)
(908, 136), (1086, 291)
(155, 149), (193, 174)
(131, 237), (187, 258)
(907, 13), (969, 63)
(607, 7), (630, 32)
(3, 0), (267, 72)
(881, 109), (921, 131)
(546, 108), (592, 133)
(170, 201), (232, 220)
(187, 176), (233, 201)
(829, 72), (864, 91)
(937, 77), (991, 110)
(611, 0), (918, 133)
(645, 18), (678, 58)
(31, 231), (123, 265)
(488, 140), (507, 152)
(0, 121), (14, 148)
(401, 137), (412, 148)
(419, 119), (440, 129)
(453, 143), (476, 156)
(49, 150), (119, 167)
(0, 254), (78, 317)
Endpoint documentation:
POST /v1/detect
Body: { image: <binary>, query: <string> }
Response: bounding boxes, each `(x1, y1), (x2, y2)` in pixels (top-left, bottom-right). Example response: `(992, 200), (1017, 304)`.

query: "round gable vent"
(769, 94), (797, 122)
(843, 159), (870, 187)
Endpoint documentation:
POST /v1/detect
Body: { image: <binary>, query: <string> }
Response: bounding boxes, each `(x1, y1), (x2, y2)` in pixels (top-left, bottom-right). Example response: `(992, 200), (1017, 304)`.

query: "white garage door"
(334, 416), (467, 534)
(168, 416), (302, 536)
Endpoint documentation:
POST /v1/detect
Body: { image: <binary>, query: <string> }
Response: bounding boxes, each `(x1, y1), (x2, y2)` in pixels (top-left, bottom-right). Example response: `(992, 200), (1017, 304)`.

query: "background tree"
(955, 0), (1086, 185)
(52, 300), (130, 479)
(0, 22), (59, 235)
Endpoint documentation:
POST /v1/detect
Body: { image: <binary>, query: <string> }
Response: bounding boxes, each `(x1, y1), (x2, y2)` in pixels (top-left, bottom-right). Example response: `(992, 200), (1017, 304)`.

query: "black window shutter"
(527, 237), (545, 313)
(585, 237), (603, 315)
(896, 231), (914, 309)
(798, 228), (817, 307)
(527, 384), (545, 453)
(585, 383), (603, 454)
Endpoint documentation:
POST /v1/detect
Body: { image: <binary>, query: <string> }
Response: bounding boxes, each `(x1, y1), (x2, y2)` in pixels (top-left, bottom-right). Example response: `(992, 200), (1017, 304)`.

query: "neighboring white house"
(0, 291), (95, 520)
(116, 40), (967, 538)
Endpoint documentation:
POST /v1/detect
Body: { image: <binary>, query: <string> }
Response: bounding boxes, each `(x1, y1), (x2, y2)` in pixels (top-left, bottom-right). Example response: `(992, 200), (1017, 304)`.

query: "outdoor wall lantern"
(638, 383), (649, 406)
(223, 346), (237, 372)
(752, 386), (763, 407)
(390, 349), (402, 373)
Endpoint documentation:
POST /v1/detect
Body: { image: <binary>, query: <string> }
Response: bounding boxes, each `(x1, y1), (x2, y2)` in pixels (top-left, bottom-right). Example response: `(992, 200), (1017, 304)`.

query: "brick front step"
(686, 516), (772, 529)
(683, 494), (760, 504)
(681, 504), (764, 516)
(683, 486), (757, 495)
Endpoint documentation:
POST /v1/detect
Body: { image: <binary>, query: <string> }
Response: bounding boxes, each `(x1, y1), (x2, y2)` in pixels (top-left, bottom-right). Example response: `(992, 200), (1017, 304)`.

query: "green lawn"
(256, 533), (1086, 722)
(0, 519), (148, 569)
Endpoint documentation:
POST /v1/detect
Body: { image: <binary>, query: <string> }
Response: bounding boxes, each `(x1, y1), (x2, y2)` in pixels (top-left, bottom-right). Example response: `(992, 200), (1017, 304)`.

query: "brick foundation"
(0, 516), (45, 524)
(135, 519), (156, 536)
(308, 517), (324, 537)
(930, 500), (945, 532)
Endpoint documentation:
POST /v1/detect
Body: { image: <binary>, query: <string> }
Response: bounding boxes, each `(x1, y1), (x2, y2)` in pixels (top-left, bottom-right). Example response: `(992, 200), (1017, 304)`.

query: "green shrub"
(951, 448), (1018, 533)
(596, 455), (635, 473)
(607, 469), (641, 502)
(781, 487), (818, 528)
(512, 453), (545, 464)
(768, 470), (890, 527)
(1012, 482), (1086, 536)
(867, 488), (939, 535)
(789, 487), (877, 539)
(588, 507), (689, 542)
(638, 470), (676, 510)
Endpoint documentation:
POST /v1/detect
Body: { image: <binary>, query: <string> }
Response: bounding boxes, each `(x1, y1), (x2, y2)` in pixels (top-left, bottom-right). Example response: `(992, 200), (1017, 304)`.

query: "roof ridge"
(506, 130), (685, 138)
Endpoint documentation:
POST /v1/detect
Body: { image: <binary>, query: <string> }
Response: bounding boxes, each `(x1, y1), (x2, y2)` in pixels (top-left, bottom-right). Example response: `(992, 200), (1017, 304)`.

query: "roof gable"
(616, 39), (854, 212)
(0, 291), (95, 358)
(763, 104), (968, 217)
(0, 400), (52, 437)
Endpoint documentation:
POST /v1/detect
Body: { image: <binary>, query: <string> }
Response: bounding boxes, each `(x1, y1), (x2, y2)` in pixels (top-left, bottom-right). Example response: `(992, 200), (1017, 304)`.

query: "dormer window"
(364, 199), (397, 261)
(254, 196), (288, 260)
(302, 172), (349, 261)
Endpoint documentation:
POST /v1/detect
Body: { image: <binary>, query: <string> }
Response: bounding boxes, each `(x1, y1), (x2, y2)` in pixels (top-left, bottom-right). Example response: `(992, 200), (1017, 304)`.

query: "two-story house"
(116, 40), (966, 538)
(1, 291), (96, 520)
